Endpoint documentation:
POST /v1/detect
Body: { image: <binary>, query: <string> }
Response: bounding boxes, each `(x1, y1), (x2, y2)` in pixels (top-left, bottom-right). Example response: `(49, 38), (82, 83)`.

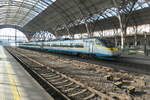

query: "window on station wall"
(0, 28), (28, 46)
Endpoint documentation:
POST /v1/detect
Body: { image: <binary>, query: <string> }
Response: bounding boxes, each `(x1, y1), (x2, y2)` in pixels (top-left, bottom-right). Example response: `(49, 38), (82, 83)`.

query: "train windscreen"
(98, 39), (115, 48)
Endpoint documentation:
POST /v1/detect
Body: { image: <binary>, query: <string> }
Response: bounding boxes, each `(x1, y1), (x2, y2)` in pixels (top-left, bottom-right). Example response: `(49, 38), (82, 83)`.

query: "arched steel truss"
(31, 31), (56, 41)
(23, 0), (150, 36)
(0, 0), (150, 48)
(0, 0), (56, 27)
(27, 0), (149, 48)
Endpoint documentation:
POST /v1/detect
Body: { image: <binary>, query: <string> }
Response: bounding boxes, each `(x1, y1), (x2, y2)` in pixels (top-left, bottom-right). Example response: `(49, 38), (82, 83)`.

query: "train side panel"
(18, 38), (120, 57)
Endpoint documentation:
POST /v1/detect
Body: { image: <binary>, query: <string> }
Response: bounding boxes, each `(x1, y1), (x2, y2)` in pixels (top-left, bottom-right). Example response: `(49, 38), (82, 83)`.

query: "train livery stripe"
(43, 46), (84, 49)
(95, 45), (118, 51)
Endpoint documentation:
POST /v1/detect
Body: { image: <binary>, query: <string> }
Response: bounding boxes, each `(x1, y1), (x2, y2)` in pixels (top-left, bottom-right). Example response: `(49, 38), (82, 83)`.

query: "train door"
(88, 41), (94, 53)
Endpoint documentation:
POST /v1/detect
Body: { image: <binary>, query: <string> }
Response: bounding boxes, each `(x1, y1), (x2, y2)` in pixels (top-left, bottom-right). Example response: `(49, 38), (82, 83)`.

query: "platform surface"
(121, 54), (150, 65)
(0, 46), (54, 100)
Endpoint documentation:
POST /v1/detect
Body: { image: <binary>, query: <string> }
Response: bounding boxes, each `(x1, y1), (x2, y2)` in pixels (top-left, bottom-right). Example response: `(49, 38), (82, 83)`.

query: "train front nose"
(110, 48), (121, 56)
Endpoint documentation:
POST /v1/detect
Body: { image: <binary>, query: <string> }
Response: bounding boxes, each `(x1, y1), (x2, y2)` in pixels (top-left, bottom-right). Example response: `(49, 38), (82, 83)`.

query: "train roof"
(19, 37), (109, 44)
(30, 37), (105, 42)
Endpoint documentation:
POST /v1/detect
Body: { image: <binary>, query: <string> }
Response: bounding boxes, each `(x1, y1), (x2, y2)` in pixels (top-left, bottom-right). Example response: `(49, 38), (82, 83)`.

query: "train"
(18, 37), (121, 58)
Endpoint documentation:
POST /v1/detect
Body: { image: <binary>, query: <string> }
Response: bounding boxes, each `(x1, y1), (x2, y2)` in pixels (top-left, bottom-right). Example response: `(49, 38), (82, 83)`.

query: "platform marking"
(6, 62), (21, 100)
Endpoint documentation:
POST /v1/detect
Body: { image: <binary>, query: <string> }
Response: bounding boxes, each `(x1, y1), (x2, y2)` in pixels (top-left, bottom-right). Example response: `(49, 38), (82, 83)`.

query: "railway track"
(19, 47), (150, 75)
(6, 47), (150, 100)
(6, 47), (116, 100)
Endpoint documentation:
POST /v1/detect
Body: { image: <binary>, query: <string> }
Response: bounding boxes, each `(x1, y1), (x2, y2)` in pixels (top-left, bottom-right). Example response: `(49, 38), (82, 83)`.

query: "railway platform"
(121, 54), (150, 65)
(0, 46), (54, 100)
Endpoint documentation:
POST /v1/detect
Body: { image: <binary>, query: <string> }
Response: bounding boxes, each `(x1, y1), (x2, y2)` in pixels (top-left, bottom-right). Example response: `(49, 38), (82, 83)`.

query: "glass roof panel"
(0, 0), (56, 27)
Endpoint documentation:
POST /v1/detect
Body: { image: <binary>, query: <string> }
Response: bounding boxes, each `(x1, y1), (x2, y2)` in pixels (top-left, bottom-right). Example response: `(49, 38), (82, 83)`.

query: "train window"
(97, 39), (115, 48)
(101, 40), (115, 48)
(96, 40), (104, 47)
(72, 43), (84, 48)
(75, 44), (84, 48)
(49, 42), (84, 48)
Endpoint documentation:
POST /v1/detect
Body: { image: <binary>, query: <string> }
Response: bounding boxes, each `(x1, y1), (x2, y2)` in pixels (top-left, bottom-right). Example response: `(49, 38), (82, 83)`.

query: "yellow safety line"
(6, 64), (21, 100)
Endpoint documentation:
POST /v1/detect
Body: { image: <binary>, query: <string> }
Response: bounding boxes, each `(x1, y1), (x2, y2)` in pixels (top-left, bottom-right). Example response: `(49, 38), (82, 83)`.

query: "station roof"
(0, 0), (149, 39)
(23, 0), (115, 32)
(0, 0), (56, 27)
(23, 0), (150, 36)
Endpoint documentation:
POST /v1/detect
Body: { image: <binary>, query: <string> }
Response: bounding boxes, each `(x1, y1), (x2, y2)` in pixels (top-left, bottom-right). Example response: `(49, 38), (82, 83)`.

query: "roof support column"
(14, 26), (17, 46)
(65, 25), (73, 39)
(85, 22), (91, 38)
(112, 0), (125, 49)
(132, 13), (138, 47)
(114, 28), (119, 47)
(54, 30), (58, 39)
(134, 33), (137, 46)
(133, 26), (138, 46)
(144, 32), (148, 56)
(119, 15), (126, 49)
(112, 0), (138, 49)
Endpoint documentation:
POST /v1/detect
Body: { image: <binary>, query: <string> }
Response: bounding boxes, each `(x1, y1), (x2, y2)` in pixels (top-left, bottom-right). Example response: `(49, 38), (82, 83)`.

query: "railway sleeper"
(57, 82), (74, 88)
(41, 73), (57, 77)
(105, 75), (123, 82)
(45, 77), (61, 81)
(114, 81), (124, 88)
(32, 66), (45, 70)
(50, 77), (64, 82)
(69, 89), (87, 97)
(106, 75), (135, 95)
(83, 93), (95, 100)
(53, 79), (69, 85)
(114, 81), (136, 94)
(41, 73), (56, 77)
(122, 86), (136, 94)
(113, 77), (122, 82)
(33, 66), (48, 73)
(64, 85), (80, 92)
(46, 75), (60, 79)
(37, 70), (50, 73)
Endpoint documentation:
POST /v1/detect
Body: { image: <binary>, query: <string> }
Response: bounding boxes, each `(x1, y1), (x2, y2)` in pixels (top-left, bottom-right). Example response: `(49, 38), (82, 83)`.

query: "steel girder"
(0, 0), (56, 27)
(23, 0), (150, 37)
(0, 0), (149, 40)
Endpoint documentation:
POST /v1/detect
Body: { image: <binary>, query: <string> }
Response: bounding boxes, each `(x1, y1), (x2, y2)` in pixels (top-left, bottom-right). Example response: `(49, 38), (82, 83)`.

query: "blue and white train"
(18, 38), (121, 58)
